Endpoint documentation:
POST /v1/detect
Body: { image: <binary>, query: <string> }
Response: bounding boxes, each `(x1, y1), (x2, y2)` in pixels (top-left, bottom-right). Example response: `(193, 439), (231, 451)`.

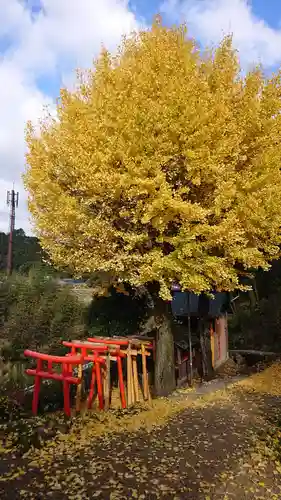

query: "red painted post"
(117, 355), (126, 409)
(95, 360), (104, 410)
(32, 358), (43, 415)
(62, 362), (70, 417)
(88, 359), (97, 409)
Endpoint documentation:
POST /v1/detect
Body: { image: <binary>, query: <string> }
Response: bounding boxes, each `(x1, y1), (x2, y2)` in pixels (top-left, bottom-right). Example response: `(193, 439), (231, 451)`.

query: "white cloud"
(1, 0), (281, 236)
(13, 0), (139, 76)
(161, 0), (281, 68)
(0, 0), (30, 40)
(0, 58), (53, 234)
(0, 0), (139, 234)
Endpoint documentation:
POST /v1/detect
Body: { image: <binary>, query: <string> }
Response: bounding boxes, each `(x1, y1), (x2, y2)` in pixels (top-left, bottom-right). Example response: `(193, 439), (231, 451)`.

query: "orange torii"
(87, 337), (152, 405)
(62, 340), (126, 409)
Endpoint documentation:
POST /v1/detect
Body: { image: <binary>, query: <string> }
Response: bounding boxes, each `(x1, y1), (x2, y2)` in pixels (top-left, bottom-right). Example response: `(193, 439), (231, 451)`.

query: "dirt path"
(1, 378), (281, 499)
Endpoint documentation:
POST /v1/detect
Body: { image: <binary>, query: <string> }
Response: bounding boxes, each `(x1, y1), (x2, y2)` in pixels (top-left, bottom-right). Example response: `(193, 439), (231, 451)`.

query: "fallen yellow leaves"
(237, 362), (281, 396)
(1, 364), (281, 499)
(27, 397), (193, 465)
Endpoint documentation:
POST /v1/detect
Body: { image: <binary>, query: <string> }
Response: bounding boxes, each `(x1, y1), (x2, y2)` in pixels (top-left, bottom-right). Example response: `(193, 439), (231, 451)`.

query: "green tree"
(24, 18), (281, 394)
(0, 272), (85, 360)
(87, 284), (149, 338)
(0, 229), (44, 272)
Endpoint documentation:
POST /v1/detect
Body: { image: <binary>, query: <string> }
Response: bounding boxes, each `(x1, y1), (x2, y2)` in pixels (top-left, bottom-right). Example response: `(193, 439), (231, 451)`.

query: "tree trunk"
(153, 297), (176, 397)
(199, 318), (214, 381)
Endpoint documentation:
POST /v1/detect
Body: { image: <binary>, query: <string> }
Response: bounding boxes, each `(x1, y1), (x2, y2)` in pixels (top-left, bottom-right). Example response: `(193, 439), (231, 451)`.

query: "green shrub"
(229, 291), (281, 351)
(0, 358), (29, 390)
(87, 284), (149, 338)
(0, 270), (86, 361)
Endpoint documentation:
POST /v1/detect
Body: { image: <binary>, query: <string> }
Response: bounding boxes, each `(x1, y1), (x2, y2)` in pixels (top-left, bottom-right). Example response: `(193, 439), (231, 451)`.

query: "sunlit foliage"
(24, 17), (281, 299)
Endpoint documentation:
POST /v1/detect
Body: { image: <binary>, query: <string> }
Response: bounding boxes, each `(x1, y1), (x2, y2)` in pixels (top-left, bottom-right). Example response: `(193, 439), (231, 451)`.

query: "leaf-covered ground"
(1, 365), (281, 499)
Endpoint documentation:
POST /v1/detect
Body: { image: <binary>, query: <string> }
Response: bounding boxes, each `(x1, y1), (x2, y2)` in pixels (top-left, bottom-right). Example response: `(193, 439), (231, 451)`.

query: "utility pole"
(6, 187), (19, 276)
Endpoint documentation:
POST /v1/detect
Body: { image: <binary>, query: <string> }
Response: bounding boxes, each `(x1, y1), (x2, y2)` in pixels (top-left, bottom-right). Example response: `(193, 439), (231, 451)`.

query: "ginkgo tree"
(24, 16), (281, 395)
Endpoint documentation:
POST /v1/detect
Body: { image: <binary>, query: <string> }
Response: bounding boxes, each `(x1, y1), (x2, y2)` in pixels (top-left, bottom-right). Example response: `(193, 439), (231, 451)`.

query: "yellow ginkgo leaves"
(24, 17), (281, 298)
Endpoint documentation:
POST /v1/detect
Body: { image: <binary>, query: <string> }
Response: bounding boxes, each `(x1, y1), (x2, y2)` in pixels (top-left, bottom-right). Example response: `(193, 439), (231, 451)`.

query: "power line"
(6, 187), (19, 276)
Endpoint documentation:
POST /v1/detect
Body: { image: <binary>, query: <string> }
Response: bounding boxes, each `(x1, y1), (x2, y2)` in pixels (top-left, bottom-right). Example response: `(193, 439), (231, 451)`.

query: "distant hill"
(0, 228), (44, 273)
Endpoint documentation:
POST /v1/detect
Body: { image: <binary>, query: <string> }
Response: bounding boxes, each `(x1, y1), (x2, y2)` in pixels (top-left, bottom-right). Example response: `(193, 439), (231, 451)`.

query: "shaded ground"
(1, 373), (281, 499)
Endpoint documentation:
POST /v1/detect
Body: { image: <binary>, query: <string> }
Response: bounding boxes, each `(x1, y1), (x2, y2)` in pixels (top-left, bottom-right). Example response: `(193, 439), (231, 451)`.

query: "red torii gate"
(24, 350), (84, 417)
(87, 337), (152, 404)
(24, 337), (154, 416)
(62, 340), (126, 410)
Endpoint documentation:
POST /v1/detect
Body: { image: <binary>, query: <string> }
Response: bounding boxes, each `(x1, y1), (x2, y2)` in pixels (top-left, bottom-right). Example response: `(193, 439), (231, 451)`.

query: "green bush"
(0, 359), (29, 391)
(87, 284), (149, 338)
(229, 291), (281, 351)
(0, 270), (86, 361)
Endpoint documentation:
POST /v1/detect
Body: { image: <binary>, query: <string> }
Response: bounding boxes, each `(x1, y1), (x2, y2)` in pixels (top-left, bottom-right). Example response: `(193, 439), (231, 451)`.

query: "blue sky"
(1, 0), (281, 233)
(251, 0), (281, 29)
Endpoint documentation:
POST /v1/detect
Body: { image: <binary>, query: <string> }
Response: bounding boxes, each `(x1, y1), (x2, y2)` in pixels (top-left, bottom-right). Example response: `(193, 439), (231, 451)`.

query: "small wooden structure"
(173, 315), (229, 386)
(171, 290), (230, 383)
